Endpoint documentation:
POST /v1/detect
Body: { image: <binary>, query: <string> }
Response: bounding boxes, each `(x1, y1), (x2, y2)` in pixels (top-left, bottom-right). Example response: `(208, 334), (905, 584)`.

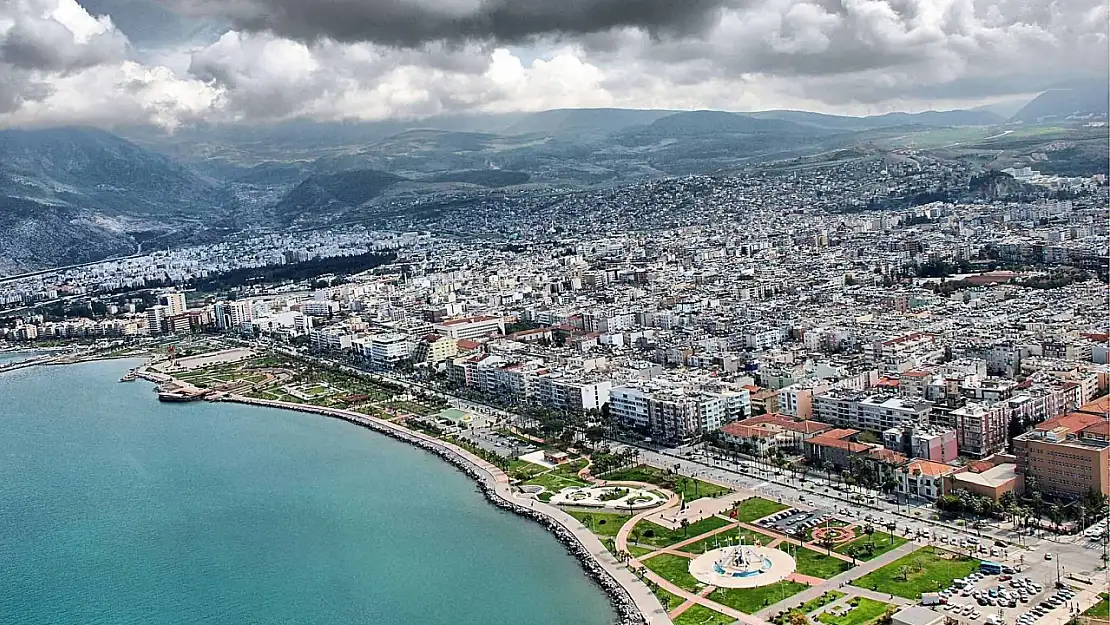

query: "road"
(270, 346), (1110, 624)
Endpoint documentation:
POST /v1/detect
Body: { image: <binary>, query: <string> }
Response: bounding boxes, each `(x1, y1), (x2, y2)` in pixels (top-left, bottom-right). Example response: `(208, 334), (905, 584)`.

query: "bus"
(980, 561), (1002, 574)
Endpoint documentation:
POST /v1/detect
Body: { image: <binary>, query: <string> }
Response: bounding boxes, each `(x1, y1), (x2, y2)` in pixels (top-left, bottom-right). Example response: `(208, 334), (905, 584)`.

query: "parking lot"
(940, 569), (1082, 625)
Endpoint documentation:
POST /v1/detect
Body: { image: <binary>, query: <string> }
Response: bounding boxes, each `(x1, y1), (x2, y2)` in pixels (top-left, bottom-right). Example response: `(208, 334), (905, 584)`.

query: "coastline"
(217, 393), (672, 625)
(9, 356), (670, 623)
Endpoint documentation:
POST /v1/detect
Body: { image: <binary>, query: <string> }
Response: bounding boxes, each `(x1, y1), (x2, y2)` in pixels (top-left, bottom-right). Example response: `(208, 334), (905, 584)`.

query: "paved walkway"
(221, 394), (676, 625)
(757, 541), (920, 618)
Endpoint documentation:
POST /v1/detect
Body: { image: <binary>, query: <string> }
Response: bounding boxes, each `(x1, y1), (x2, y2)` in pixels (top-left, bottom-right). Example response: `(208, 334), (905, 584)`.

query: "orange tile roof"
(1081, 421), (1110, 437)
(1076, 395), (1110, 417)
(1036, 412), (1105, 434)
(720, 423), (778, 438)
(867, 448), (907, 464)
(906, 459), (956, 476)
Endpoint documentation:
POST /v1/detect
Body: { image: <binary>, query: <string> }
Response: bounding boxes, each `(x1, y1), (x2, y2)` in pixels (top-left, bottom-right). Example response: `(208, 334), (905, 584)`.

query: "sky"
(0, 0), (1106, 130)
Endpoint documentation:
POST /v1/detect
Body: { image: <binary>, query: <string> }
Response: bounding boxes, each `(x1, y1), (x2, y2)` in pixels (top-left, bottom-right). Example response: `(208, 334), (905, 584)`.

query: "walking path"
(215, 393), (675, 625)
(757, 541), (919, 618)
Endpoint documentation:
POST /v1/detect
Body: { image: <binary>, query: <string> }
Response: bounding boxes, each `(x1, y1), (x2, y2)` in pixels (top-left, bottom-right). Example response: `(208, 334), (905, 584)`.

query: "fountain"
(688, 534), (797, 589)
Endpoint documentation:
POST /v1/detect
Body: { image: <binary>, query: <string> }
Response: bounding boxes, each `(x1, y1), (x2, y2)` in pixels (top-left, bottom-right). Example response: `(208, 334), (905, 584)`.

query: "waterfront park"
(133, 346), (983, 625)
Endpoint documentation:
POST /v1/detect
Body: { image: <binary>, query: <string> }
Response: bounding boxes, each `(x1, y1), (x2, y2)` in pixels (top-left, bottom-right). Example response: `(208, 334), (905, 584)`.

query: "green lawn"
(799, 590), (847, 615)
(674, 604), (734, 625)
(834, 533), (909, 561)
(506, 459), (548, 481)
(779, 544), (854, 579)
(851, 547), (979, 599)
(708, 581), (810, 614)
(601, 465), (730, 501)
(816, 598), (892, 625)
(679, 526), (774, 554)
(567, 510), (630, 538)
(652, 585), (684, 612)
(640, 553), (701, 592)
(733, 497), (790, 523)
(635, 516), (732, 548)
(1082, 593), (1109, 619)
(629, 545), (655, 558)
(523, 465), (589, 499)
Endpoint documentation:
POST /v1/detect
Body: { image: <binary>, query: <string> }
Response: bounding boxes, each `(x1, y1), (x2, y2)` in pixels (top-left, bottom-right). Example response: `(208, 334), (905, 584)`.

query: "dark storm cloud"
(167, 0), (730, 46)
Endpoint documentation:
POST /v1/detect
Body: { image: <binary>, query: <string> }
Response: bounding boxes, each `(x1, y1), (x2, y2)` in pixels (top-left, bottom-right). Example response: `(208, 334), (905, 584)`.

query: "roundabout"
(689, 541), (797, 589)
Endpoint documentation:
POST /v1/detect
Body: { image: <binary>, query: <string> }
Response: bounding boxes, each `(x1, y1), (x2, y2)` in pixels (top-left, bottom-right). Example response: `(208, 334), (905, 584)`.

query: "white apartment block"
(433, 315), (505, 340)
(814, 391), (932, 432)
(145, 305), (166, 335)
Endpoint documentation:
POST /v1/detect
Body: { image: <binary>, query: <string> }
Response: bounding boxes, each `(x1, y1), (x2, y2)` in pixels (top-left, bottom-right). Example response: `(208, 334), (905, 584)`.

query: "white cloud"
(0, 0), (1106, 128)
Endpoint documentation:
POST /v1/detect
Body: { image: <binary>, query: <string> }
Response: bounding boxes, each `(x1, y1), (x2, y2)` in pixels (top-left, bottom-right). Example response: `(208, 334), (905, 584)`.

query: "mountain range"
(1, 90), (1107, 276)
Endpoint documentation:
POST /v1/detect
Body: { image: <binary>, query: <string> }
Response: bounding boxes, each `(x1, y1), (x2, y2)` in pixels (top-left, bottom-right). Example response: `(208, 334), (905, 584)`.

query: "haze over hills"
(1, 92), (1108, 275)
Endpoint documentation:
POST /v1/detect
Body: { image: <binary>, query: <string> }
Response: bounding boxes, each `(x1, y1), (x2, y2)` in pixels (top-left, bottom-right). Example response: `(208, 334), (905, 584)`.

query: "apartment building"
(951, 402), (1010, 458)
(1013, 412), (1110, 498)
(608, 380), (749, 444)
(312, 327), (353, 351)
(779, 379), (833, 419)
(433, 315), (505, 340)
(145, 305), (167, 335)
(364, 333), (411, 368)
(214, 300), (252, 331)
(158, 291), (187, 316)
(411, 334), (458, 365)
(814, 390), (932, 432)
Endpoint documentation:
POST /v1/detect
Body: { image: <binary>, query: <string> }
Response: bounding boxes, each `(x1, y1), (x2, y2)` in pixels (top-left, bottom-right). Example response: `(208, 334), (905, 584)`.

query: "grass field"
(708, 581), (809, 614)
(673, 604), (734, 625)
(652, 585), (684, 612)
(635, 515), (732, 548)
(734, 497), (790, 523)
(679, 525), (773, 554)
(641, 553), (701, 592)
(629, 545), (655, 558)
(1083, 593), (1109, 619)
(602, 465), (730, 501)
(834, 533), (909, 561)
(523, 459), (589, 500)
(816, 598), (892, 625)
(799, 590), (847, 615)
(779, 544), (854, 579)
(566, 510), (630, 538)
(851, 547), (979, 599)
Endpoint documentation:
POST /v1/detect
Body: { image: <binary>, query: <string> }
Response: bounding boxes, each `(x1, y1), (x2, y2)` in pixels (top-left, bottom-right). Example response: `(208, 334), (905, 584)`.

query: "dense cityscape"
(1, 153), (1107, 625)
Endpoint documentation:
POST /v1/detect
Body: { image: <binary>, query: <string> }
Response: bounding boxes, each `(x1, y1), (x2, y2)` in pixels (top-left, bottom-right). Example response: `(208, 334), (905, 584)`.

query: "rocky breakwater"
(224, 395), (650, 625)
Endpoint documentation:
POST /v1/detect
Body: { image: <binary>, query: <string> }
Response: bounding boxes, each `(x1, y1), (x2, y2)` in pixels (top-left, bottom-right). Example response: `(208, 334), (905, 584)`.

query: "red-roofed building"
(719, 414), (832, 454)
(804, 428), (880, 468)
(896, 459), (958, 500)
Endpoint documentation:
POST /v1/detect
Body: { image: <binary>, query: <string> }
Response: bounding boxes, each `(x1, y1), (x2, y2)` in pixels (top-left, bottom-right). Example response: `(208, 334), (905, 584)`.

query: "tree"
(863, 523), (876, 545)
(789, 610), (810, 625)
(681, 518), (690, 538)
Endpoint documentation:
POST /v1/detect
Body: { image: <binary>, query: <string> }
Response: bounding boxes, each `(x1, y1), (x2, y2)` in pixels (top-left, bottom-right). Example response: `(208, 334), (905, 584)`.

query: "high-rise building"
(145, 305), (167, 335)
(159, 291), (187, 317)
(214, 300), (252, 332)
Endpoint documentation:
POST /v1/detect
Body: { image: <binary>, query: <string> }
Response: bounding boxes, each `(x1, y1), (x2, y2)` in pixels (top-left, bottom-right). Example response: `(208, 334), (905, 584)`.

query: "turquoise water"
(0, 360), (616, 625)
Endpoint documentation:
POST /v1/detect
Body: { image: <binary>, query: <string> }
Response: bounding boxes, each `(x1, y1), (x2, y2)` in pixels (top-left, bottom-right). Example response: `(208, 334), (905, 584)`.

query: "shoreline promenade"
(220, 392), (674, 625)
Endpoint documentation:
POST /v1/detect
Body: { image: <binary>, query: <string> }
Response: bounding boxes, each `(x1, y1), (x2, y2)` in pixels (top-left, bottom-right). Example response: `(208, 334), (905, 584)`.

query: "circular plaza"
(689, 542), (796, 589)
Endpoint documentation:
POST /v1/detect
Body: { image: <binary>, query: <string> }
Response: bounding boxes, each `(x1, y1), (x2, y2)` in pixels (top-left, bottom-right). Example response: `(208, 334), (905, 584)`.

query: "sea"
(0, 359), (616, 625)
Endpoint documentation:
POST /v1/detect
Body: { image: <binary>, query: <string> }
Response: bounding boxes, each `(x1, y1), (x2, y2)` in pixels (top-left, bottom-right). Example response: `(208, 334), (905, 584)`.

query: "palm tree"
(864, 522), (876, 545)
(681, 518), (691, 538)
